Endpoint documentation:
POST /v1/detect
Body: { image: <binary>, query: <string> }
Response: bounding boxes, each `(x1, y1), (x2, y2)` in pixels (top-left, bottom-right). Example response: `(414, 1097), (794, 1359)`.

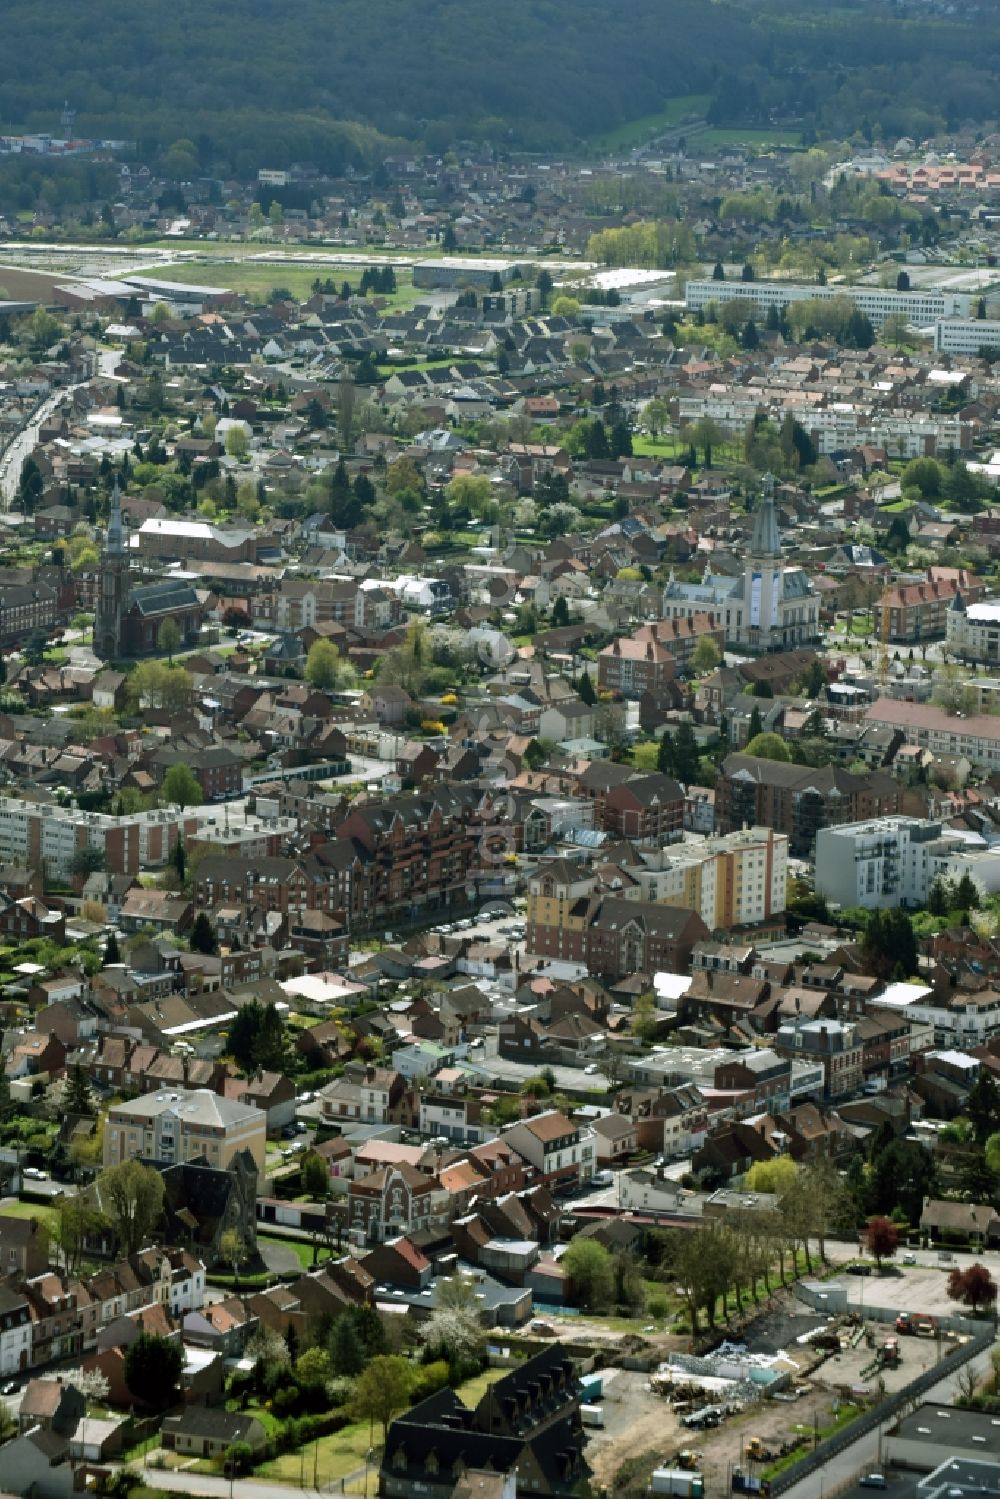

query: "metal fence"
(770, 1324), (996, 1496)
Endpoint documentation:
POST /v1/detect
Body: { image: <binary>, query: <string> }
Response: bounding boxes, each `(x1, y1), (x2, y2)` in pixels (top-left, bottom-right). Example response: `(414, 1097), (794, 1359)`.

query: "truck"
(581, 1405), (604, 1429)
(651, 1470), (705, 1498)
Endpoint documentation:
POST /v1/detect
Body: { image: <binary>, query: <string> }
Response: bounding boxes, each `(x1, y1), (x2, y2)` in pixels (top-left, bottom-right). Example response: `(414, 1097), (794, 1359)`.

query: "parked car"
(859, 1477), (887, 1490)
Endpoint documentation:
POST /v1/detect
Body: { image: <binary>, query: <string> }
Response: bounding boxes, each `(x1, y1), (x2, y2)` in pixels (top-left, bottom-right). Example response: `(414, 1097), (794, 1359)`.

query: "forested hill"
(3, 0), (1000, 167)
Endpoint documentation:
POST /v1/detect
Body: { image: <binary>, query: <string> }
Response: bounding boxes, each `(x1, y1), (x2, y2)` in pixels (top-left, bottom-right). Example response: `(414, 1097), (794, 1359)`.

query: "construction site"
(584, 1293), (980, 1499)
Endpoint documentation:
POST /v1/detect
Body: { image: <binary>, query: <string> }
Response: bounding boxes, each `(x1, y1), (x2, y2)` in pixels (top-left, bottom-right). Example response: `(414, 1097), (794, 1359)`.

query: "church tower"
(93, 478), (129, 661)
(742, 472), (783, 651)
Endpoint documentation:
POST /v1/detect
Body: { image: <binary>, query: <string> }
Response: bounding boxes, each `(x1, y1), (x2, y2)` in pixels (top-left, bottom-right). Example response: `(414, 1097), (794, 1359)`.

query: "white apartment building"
(815, 815), (1000, 910)
(946, 595), (1000, 664)
(685, 277), (970, 328)
(874, 980), (1000, 1048)
(934, 319), (1000, 356)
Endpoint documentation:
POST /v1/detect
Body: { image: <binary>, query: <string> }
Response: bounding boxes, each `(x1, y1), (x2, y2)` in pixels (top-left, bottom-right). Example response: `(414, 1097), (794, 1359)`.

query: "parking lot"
(842, 1263), (973, 1323)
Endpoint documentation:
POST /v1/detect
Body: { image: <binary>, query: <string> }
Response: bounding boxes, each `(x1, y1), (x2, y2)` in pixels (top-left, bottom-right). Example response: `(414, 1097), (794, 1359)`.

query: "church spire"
(107, 476), (124, 557)
(750, 471), (780, 558)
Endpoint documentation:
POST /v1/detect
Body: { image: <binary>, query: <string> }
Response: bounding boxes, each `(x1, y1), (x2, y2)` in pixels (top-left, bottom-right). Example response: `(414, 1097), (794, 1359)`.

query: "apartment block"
(815, 816), (1000, 910)
(104, 1088), (267, 1174)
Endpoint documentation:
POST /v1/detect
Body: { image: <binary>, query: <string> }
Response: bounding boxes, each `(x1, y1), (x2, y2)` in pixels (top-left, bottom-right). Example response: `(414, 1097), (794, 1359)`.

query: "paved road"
(133, 1468), (340, 1499)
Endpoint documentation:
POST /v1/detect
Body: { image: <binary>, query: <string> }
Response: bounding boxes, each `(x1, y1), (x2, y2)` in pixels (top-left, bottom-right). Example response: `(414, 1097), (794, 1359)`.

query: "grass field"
(699, 126), (803, 148)
(143, 259), (421, 308)
(631, 433), (690, 460)
(257, 1231), (327, 1269)
(2, 1199), (60, 1228)
(597, 94), (711, 150)
(257, 1419), (372, 1484)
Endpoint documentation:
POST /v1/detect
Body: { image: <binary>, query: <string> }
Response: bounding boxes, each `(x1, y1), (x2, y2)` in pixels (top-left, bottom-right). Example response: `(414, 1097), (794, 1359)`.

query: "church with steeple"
(93, 479), (205, 662)
(662, 474), (819, 652)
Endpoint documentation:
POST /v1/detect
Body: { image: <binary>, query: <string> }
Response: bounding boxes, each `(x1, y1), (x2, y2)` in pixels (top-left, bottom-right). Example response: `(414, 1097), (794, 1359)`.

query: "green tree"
(551, 595), (570, 627)
(172, 837), (186, 885)
(671, 722), (700, 784)
(576, 669), (596, 706)
(98, 1159), (165, 1256)
(295, 1346), (331, 1387)
(690, 635), (722, 675)
(124, 1333), (183, 1409)
(350, 1354), (412, 1445)
(328, 1314), (365, 1377)
(104, 930), (121, 965)
(745, 732), (790, 761)
(65, 1063), (94, 1116)
(224, 425), (249, 462)
(969, 1070), (1000, 1144)
(562, 1237), (614, 1311)
(219, 1228), (248, 1287)
(190, 912), (218, 955)
(227, 1000), (289, 1072)
(52, 1194), (106, 1275)
(305, 638), (352, 691)
(161, 762), (202, 809)
(745, 1157), (798, 1194)
(301, 1152), (329, 1199)
(632, 991), (658, 1044)
(158, 617), (181, 662)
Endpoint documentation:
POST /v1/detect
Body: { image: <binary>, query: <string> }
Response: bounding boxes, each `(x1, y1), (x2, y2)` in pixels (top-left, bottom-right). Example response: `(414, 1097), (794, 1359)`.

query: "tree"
(536, 268), (553, 308)
(161, 763), (202, 810)
(632, 991), (658, 1044)
(99, 1160), (164, 1256)
(421, 1275), (484, 1375)
(337, 373), (357, 452)
(933, 663), (978, 717)
(865, 1215), (898, 1268)
(672, 721), (700, 784)
(745, 732), (790, 762)
(745, 1157), (799, 1194)
(562, 1238), (614, 1311)
(350, 1354), (412, 1445)
(65, 1063), (94, 1116)
(868, 1137), (937, 1223)
(190, 912), (218, 955)
(969, 1070), (1000, 1144)
(712, 261), (725, 281)
(576, 669), (596, 706)
(52, 1195), (105, 1274)
(227, 1000), (289, 1072)
(860, 907), (918, 982)
(104, 930), (120, 965)
(64, 1368), (110, 1403)
(124, 1333), (183, 1409)
(295, 1347), (331, 1387)
(69, 846), (105, 879)
(948, 1263), (997, 1315)
(305, 638), (351, 691)
(158, 617), (181, 662)
(224, 425), (249, 462)
(690, 636), (722, 675)
(301, 1152), (329, 1199)
(551, 595), (570, 627)
(219, 1228), (248, 1287)
(748, 704), (763, 741)
(172, 837), (186, 886)
(328, 1313), (365, 1377)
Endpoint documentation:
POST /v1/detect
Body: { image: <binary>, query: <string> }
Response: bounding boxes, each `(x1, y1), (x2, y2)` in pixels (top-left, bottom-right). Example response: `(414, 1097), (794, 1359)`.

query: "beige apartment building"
(104, 1088), (266, 1174)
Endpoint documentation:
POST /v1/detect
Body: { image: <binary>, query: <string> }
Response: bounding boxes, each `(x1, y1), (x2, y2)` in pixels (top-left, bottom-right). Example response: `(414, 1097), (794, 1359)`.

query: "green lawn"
(454, 1367), (510, 1408)
(631, 433), (689, 459)
(256, 1419), (373, 1484)
(257, 1231), (328, 1269)
(596, 94), (711, 150)
(0, 1200), (60, 1228)
(147, 259), (419, 308)
(699, 126), (803, 148)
